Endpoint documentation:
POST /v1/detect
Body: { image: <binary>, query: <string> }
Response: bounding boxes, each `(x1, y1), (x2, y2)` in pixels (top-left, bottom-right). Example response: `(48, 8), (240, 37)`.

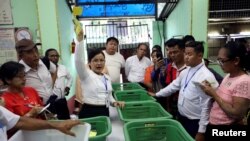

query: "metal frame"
(66, 0), (179, 20)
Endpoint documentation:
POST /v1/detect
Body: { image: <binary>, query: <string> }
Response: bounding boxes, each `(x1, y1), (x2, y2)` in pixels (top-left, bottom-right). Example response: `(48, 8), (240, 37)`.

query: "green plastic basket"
(112, 83), (144, 92)
(114, 89), (156, 102)
(80, 116), (111, 141)
(118, 101), (172, 122)
(124, 119), (195, 141)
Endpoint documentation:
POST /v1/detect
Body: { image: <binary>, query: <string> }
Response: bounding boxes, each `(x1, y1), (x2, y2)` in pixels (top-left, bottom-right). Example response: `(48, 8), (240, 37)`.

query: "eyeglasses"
(216, 58), (231, 66)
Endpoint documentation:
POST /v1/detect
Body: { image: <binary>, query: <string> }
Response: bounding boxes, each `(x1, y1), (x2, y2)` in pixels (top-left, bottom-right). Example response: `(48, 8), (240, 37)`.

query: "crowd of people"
(0, 28), (250, 141)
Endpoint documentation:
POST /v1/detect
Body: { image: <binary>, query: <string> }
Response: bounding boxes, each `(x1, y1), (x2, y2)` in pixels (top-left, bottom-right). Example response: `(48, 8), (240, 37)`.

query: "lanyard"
(183, 65), (203, 92)
(102, 76), (108, 92)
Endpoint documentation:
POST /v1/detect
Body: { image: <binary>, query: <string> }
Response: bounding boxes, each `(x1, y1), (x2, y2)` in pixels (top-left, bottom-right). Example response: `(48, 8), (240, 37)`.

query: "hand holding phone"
(156, 51), (163, 60)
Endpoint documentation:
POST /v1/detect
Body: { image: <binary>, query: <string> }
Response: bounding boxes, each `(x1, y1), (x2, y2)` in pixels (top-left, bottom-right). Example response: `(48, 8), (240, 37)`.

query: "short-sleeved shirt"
(19, 59), (54, 104)
(1, 87), (43, 116)
(209, 74), (250, 125)
(125, 55), (152, 83)
(103, 51), (125, 83)
(0, 106), (20, 141)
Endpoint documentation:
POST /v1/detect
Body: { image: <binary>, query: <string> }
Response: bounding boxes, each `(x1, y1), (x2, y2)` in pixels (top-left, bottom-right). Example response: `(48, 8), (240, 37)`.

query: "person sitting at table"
(0, 61), (43, 118)
(75, 29), (125, 118)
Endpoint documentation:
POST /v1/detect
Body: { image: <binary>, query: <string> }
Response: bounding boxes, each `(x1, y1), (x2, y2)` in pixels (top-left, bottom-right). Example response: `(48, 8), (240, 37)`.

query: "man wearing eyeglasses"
(45, 49), (73, 119)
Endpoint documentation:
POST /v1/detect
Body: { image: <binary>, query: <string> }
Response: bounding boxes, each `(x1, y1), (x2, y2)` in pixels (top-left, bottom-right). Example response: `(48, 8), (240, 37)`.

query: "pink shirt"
(209, 74), (250, 125)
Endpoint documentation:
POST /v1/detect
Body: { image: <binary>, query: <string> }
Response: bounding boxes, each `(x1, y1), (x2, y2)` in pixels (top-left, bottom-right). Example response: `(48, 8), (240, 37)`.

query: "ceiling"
(67, 0), (250, 24)
(209, 0), (250, 24)
(67, 0), (179, 19)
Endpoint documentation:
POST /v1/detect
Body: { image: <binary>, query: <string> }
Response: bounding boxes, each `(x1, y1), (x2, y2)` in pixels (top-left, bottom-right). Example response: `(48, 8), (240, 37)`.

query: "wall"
(56, 0), (77, 100)
(36, 0), (60, 53)
(192, 0), (209, 58)
(164, 0), (209, 56)
(0, 0), (38, 42)
(152, 21), (164, 48)
(165, 0), (191, 40)
(37, 0), (77, 100)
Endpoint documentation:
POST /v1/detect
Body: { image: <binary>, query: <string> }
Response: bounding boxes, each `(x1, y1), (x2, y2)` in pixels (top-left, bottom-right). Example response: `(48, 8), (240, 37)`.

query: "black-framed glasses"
(216, 58), (231, 66)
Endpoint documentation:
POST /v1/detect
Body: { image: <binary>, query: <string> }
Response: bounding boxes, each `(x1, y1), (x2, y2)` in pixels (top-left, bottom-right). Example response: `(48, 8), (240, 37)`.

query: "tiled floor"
(107, 106), (125, 141)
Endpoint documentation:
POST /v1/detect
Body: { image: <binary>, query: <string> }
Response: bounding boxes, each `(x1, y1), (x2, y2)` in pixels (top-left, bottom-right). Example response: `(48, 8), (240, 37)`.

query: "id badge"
(105, 91), (110, 108)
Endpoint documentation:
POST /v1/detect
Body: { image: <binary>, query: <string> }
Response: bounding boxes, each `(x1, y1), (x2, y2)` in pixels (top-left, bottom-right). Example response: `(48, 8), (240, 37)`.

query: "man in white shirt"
(149, 41), (219, 141)
(0, 106), (80, 141)
(45, 49), (73, 119)
(16, 39), (56, 104)
(125, 43), (151, 87)
(103, 37), (125, 83)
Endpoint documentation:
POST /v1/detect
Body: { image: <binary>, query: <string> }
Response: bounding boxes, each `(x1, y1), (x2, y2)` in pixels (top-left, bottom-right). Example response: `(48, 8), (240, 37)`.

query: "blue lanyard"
(183, 65), (203, 92)
(102, 76), (108, 91)
(0, 122), (4, 132)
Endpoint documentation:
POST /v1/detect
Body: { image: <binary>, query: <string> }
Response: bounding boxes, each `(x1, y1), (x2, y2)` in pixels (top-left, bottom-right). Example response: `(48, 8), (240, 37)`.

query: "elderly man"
(16, 39), (56, 104)
(45, 48), (72, 119)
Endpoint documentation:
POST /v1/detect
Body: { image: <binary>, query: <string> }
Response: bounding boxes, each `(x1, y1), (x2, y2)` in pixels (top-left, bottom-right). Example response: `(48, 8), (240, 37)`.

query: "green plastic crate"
(114, 89), (156, 102)
(80, 116), (111, 141)
(112, 83), (144, 92)
(124, 119), (195, 141)
(118, 101), (172, 122)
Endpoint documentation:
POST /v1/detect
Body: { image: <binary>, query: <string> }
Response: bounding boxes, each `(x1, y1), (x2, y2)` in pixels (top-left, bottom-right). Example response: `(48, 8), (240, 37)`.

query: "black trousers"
(155, 97), (168, 111)
(78, 103), (109, 119)
(178, 113), (199, 138)
(47, 97), (70, 120)
(54, 98), (70, 119)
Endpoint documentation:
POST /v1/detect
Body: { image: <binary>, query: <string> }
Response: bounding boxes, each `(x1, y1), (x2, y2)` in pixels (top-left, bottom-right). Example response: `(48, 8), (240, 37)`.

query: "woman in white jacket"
(75, 30), (124, 118)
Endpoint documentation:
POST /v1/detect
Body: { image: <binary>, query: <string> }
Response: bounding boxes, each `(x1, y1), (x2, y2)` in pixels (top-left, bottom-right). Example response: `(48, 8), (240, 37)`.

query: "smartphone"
(193, 81), (202, 86)
(156, 51), (163, 60)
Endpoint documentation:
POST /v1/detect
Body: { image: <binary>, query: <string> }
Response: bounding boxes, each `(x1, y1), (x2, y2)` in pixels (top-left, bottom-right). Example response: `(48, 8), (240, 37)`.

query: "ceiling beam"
(76, 0), (156, 5)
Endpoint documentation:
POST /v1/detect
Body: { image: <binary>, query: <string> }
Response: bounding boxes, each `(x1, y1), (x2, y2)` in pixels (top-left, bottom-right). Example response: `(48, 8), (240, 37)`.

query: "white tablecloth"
(107, 106), (125, 141)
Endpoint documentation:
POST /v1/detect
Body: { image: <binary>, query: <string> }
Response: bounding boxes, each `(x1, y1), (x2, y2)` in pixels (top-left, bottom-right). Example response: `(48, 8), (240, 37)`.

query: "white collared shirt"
(103, 50), (125, 83)
(156, 62), (219, 133)
(19, 59), (54, 104)
(125, 55), (152, 82)
(171, 62), (187, 76)
(0, 106), (20, 141)
(75, 41), (115, 105)
(53, 64), (73, 99)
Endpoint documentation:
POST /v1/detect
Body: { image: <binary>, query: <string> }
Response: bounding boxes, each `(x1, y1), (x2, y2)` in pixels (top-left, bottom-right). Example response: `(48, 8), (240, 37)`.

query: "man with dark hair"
(45, 48), (72, 119)
(183, 35), (195, 45)
(125, 43), (151, 87)
(103, 37), (125, 83)
(165, 38), (186, 118)
(16, 39), (56, 104)
(149, 41), (219, 140)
